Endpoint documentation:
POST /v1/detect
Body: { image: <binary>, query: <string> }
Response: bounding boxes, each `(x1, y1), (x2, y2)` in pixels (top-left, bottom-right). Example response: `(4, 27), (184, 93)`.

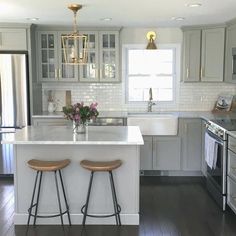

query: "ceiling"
(0, 0), (236, 27)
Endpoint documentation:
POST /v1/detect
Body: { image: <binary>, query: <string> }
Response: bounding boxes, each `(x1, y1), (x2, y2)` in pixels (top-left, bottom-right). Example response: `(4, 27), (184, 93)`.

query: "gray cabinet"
(0, 28), (27, 50)
(37, 31), (78, 82)
(227, 135), (236, 214)
(140, 135), (181, 171)
(182, 27), (225, 82)
(37, 30), (119, 83)
(201, 28), (225, 82)
(183, 30), (201, 82)
(140, 136), (153, 170)
(180, 118), (202, 171)
(201, 120), (207, 176)
(153, 137), (181, 170)
(225, 23), (236, 83)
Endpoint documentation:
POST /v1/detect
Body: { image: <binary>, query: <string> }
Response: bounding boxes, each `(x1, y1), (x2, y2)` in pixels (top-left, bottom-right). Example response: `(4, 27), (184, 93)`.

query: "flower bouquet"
(63, 102), (99, 133)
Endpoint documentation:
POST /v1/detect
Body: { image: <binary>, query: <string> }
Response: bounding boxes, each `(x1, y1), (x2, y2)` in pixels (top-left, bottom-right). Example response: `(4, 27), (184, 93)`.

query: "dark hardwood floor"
(1, 176), (236, 236)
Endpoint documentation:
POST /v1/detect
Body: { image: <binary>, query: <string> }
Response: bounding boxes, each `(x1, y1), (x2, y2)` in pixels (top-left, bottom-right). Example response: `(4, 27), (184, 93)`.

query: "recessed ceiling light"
(100, 17), (112, 21)
(171, 17), (185, 21)
(186, 3), (202, 7)
(26, 17), (39, 21)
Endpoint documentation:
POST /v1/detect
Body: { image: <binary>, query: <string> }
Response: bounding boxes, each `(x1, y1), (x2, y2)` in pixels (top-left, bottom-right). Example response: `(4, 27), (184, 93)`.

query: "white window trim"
(122, 44), (181, 109)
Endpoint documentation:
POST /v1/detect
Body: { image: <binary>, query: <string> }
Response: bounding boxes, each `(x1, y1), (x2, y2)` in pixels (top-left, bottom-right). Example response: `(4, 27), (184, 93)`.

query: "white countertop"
(32, 110), (236, 121)
(1, 126), (144, 145)
(32, 111), (128, 118)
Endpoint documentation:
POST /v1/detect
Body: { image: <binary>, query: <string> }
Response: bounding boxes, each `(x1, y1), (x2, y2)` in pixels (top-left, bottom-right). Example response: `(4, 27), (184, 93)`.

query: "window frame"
(123, 44), (180, 108)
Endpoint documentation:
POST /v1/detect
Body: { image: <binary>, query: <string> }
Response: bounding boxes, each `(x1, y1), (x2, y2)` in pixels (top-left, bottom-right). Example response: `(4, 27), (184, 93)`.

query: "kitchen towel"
(205, 132), (218, 169)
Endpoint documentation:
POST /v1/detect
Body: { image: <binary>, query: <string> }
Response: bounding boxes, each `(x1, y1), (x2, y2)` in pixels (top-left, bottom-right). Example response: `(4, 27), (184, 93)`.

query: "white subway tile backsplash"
(42, 82), (236, 112)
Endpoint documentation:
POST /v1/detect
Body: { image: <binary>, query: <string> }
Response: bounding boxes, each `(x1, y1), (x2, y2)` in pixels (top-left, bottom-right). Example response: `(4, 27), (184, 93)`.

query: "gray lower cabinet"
(140, 118), (202, 173)
(180, 118), (202, 171)
(227, 135), (236, 214)
(140, 136), (153, 170)
(153, 136), (181, 170)
(140, 136), (181, 171)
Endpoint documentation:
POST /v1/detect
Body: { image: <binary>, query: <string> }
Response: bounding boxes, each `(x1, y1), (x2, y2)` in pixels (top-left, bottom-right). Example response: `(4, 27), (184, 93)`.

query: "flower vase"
(73, 121), (87, 134)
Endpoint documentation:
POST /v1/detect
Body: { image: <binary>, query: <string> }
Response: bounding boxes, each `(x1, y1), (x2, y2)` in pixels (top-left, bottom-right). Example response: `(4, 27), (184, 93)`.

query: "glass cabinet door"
(99, 31), (119, 82)
(79, 32), (99, 82)
(58, 32), (78, 81)
(38, 32), (58, 81)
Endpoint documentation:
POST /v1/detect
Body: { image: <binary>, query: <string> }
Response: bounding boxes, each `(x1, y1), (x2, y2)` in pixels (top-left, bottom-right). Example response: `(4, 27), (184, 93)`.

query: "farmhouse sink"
(127, 114), (178, 135)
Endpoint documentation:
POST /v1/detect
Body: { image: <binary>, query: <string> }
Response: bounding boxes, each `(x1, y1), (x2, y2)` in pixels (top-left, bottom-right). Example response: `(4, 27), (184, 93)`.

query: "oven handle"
(205, 129), (224, 146)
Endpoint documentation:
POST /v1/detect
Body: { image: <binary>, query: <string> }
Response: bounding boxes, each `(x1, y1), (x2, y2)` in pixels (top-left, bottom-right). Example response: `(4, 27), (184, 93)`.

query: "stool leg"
(58, 170), (71, 226)
(82, 171), (94, 226)
(109, 171), (121, 226)
(27, 170), (39, 226)
(54, 170), (64, 226)
(33, 171), (43, 226)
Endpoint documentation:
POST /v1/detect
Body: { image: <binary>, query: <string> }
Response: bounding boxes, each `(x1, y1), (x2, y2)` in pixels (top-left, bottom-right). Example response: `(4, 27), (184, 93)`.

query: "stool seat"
(80, 160), (122, 172)
(28, 159), (70, 172)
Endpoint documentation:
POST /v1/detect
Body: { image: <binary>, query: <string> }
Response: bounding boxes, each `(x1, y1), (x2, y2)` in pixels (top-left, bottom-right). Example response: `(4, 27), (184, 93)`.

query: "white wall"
(41, 27), (236, 112)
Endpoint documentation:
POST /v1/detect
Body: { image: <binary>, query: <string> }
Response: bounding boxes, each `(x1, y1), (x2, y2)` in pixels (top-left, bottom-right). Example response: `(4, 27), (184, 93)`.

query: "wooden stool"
(80, 160), (122, 226)
(27, 159), (71, 226)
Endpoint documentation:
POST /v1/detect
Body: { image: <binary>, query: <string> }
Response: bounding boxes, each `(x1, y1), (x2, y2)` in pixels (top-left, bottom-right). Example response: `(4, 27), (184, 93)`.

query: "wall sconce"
(146, 31), (157, 50)
(61, 4), (88, 64)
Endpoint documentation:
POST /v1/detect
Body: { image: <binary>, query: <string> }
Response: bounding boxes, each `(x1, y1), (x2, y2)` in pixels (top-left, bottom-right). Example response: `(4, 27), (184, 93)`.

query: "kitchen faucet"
(147, 88), (156, 112)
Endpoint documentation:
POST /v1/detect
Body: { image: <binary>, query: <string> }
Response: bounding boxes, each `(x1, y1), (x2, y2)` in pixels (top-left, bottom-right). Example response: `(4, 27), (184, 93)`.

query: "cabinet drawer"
(229, 136), (236, 153)
(228, 150), (236, 181)
(227, 176), (236, 214)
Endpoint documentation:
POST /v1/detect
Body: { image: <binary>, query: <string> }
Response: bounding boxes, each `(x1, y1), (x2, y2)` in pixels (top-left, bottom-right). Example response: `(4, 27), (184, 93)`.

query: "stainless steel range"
(205, 119), (232, 211)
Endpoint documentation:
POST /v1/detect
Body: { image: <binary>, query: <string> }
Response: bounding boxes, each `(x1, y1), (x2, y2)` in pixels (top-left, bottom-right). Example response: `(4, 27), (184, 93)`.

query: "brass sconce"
(146, 31), (157, 50)
(61, 4), (88, 64)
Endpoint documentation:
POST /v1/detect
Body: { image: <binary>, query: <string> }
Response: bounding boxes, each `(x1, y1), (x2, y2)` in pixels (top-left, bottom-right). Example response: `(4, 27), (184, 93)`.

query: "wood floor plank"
(1, 177), (236, 236)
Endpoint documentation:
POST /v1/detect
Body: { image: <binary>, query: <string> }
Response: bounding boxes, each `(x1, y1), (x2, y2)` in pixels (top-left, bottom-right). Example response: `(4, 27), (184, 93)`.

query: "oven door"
(206, 131), (224, 192)
(205, 129), (227, 210)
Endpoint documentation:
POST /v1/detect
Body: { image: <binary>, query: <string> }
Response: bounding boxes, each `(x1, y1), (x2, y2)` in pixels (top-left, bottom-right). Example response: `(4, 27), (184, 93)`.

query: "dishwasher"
(90, 117), (127, 126)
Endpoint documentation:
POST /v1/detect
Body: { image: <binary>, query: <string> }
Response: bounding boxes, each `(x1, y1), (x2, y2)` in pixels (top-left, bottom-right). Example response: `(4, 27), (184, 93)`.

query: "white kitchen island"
(2, 126), (143, 225)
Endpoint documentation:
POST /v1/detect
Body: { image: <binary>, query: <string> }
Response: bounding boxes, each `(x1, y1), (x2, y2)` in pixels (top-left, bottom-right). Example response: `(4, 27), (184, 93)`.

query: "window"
(125, 45), (179, 103)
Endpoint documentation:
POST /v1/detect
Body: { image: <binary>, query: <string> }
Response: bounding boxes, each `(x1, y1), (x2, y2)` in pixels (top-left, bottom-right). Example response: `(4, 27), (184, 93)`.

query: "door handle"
(186, 68), (189, 79)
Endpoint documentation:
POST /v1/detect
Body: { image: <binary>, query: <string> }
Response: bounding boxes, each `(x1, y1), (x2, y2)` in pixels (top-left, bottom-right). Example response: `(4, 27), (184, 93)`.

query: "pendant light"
(61, 4), (88, 64)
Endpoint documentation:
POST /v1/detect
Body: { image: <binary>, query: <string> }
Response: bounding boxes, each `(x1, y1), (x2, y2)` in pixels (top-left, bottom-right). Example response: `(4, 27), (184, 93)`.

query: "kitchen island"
(2, 126), (143, 225)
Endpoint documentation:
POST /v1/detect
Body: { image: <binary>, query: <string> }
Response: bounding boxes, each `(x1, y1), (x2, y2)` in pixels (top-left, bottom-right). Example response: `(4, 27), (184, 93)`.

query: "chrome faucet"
(147, 88), (156, 112)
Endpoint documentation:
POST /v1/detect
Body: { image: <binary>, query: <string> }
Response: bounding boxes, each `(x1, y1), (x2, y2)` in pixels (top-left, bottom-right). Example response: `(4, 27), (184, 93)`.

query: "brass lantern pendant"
(61, 4), (88, 64)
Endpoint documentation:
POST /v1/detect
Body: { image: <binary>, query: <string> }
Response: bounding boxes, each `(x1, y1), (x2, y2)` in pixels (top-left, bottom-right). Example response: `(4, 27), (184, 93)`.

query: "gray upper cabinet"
(201, 28), (225, 82)
(225, 23), (236, 83)
(180, 118), (202, 171)
(0, 28), (27, 50)
(183, 30), (201, 82)
(36, 29), (119, 83)
(99, 31), (119, 82)
(79, 31), (99, 82)
(182, 27), (225, 82)
(37, 31), (78, 82)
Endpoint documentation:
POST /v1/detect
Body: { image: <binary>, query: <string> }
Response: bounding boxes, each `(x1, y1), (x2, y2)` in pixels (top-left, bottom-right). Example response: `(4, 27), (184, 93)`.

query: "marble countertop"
(1, 126), (144, 145)
(32, 111), (236, 121)
(32, 111), (128, 118)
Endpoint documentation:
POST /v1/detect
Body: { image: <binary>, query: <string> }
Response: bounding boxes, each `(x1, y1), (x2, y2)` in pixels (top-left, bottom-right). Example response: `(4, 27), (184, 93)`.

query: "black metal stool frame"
(27, 169), (72, 226)
(81, 170), (121, 226)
